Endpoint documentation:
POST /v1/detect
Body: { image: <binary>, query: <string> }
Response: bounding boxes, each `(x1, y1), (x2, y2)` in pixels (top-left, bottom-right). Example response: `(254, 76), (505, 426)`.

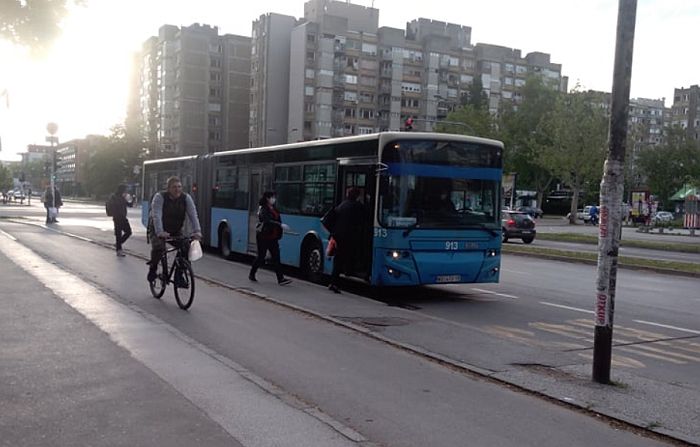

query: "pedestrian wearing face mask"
(249, 191), (292, 285)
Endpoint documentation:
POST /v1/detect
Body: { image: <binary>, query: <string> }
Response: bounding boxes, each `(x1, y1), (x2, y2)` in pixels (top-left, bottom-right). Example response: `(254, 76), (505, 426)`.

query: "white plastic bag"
(48, 207), (58, 219)
(188, 239), (203, 262)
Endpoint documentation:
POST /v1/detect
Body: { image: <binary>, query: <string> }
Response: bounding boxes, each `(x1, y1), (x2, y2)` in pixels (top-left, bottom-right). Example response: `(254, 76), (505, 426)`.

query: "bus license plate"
(436, 275), (461, 283)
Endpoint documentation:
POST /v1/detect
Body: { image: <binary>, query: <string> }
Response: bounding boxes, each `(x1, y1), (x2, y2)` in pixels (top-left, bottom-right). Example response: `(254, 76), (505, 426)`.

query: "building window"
(345, 108), (356, 118)
(307, 34), (316, 43)
(344, 91), (357, 102)
(345, 74), (358, 84)
(210, 58), (222, 68)
(305, 69), (315, 79)
(401, 82), (421, 93)
(362, 43), (377, 55)
(360, 109), (374, 119)
(305, 86), (314, 96)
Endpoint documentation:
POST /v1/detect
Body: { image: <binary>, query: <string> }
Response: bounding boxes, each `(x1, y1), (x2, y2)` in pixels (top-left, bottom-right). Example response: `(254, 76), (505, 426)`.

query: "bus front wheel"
(219, 226), (232, 259)
(302, 240), (324, 283)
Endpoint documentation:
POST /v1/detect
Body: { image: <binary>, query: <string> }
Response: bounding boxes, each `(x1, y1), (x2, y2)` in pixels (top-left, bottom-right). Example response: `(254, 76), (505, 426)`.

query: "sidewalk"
(0, 245), (358, 447)
(0, 250), (241, 447)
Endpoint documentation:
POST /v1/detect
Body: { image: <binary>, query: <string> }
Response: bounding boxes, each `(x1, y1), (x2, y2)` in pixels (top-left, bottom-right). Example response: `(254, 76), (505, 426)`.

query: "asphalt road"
(2, 201), (698, 445)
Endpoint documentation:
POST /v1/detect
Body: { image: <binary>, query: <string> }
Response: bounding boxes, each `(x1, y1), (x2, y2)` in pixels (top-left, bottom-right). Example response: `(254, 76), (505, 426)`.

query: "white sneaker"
(116, 250), (126, 257)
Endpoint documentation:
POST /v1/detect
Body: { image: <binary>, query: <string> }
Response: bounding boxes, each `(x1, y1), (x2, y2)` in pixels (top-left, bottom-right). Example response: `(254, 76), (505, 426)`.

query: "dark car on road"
(517, 205), (543, 218)
(502, 210), (536, 244)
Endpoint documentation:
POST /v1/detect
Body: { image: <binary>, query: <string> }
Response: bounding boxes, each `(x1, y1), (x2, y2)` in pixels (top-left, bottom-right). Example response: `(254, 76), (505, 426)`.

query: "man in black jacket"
(109, 184), (132, 257)
(328, 187), (364, 293)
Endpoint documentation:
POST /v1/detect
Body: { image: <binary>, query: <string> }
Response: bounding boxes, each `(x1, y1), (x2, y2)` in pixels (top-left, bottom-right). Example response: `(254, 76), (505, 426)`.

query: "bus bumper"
(372, 249), (501, 286)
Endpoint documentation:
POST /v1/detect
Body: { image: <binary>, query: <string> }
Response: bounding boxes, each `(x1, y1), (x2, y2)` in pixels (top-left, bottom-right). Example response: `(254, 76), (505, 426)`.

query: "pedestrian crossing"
(485, 318), (700, 368)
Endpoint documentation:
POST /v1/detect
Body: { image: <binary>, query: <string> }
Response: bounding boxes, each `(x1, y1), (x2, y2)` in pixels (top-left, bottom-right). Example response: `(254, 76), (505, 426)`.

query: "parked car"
(517, 206), (543, 218)
(12, 189), (25, 200)
(567, 206), (595, 223)
(502, 210), (536, 244)
(651, 211), (674, 224)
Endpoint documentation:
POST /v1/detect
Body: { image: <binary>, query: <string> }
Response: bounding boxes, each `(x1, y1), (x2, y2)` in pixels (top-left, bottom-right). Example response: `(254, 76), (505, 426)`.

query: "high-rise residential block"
(133, 24), (251, 158)
(250, 13), (298, 147)
(671, 85), (700, 141)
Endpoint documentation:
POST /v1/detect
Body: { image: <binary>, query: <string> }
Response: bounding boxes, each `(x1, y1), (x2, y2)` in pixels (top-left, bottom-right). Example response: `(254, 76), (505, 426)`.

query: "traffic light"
(404, 117), (414, 131)
(44, 161), (50, 176)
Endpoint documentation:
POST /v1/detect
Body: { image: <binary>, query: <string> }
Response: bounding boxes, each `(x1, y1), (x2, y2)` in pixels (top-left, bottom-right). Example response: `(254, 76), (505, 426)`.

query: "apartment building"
(671, 85), (700, 141)
(250, 13), (298, 147)
(134, 24), (251, 158)
(475, 44), (568, 114)
(261, 0), (567, 140)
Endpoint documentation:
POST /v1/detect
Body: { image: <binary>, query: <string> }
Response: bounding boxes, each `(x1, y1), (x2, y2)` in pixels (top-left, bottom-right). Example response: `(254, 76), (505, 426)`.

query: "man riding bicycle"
(147, 176), (202, 283)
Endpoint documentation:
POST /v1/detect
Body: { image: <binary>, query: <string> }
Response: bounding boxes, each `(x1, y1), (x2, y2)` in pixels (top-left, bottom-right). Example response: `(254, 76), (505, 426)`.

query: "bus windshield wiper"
(402, 223), (419, 237)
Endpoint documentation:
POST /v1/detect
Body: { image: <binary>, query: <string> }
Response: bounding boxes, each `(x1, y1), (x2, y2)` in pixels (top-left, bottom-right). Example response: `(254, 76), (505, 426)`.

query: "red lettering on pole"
(596, 293), (608, 326)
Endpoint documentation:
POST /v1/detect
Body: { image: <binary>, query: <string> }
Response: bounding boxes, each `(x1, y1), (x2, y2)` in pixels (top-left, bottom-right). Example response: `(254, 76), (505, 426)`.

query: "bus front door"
(338, 164), (376, 280)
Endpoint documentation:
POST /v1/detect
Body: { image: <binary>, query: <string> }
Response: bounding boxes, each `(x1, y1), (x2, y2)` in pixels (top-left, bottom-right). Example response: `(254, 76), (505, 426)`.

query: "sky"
(0, 0), (698, 161)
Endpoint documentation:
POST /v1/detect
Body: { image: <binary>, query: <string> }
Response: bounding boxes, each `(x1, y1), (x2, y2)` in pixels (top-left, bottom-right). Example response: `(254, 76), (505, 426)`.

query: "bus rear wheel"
(219, 226), (232, 259)
(302, 241), (324, 283)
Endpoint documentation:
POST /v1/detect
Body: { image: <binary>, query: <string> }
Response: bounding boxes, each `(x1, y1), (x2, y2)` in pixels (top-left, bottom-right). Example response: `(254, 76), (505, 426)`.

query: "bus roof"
(144, 132), (504, 165)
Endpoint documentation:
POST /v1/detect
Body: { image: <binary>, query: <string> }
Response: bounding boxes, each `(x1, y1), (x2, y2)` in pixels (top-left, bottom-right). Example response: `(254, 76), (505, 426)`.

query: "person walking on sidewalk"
(108, 184), (132, 257)
(249, 191), (292, 286)
(327, 187), (364, 294)
(43, 186), (62, 224)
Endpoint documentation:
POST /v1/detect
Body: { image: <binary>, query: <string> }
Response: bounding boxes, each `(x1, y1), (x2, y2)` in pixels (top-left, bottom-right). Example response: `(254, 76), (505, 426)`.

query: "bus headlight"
(487, 249), (498, 257)
(386, 250), (409, 259)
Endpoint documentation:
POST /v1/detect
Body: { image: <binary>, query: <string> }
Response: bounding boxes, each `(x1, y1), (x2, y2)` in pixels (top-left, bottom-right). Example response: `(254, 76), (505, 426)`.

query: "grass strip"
(502, 244), (700, 276)
(536, 232), (700, 254)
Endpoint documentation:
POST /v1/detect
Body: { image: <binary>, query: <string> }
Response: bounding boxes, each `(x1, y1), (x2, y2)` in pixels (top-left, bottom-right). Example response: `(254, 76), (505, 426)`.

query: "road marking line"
(633, 320), (700, 335)
(0, 229), (17, 241)
(539, 302), (594, 314)
(471, 288), (518, 299)
(617, 346), (687, 365)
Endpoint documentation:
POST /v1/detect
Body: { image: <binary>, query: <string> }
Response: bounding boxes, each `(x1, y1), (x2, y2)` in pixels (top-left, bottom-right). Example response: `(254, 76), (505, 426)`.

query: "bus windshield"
(379, 140), (501, 229)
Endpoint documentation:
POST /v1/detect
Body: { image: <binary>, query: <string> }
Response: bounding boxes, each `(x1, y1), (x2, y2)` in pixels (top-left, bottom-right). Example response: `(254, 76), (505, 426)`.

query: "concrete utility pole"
(592, 0), (637, 384)
(46, 122), (58, 209)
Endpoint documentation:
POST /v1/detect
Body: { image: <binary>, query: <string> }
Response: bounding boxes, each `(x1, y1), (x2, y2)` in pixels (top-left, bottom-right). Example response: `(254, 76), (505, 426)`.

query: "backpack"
(105, 195), (115, 217)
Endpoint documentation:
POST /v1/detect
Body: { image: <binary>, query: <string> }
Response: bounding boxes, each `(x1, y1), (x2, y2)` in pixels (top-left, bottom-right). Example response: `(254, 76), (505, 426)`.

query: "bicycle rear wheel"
(149, 257), (168, 299)
(173, 258), (195, 310)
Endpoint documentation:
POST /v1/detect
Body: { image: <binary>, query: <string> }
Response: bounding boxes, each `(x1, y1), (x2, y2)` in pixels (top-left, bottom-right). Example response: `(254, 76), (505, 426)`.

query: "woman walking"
(249, 191), (292, 285)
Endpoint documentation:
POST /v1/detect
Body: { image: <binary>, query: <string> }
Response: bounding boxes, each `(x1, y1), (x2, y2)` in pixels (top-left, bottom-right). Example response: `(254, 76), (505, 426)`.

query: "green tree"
(0, 164), (13, 191)
(499, 76), (560, 208)
(436, 104), (498, 139)
(0, 1), (82, 52)
(85, 125), (144, 198)
(537, 90), (609, 223)
(636, 126), (700, 207)
(460, 76), (488, 110)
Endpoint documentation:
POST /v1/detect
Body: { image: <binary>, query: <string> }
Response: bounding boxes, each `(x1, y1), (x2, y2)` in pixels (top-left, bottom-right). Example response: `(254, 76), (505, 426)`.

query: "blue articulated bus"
(142, 132), (504, 286)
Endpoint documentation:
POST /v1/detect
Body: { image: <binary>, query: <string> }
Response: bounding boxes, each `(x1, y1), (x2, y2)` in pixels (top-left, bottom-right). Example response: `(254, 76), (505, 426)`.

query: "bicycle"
(149, 236), (196, 310)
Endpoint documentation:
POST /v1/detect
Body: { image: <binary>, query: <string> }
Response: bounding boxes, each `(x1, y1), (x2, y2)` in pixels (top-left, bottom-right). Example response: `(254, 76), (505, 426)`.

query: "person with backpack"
(248, 191), (292, 286)
(107, 184), (132, 257)
(147, 177), (202, 283)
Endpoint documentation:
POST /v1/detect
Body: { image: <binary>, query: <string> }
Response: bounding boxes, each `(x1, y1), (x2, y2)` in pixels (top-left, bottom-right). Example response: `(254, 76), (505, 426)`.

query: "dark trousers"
(250, 236), (284, 282)
(114, 217), (132, 251)
(330, 238), (352, 286)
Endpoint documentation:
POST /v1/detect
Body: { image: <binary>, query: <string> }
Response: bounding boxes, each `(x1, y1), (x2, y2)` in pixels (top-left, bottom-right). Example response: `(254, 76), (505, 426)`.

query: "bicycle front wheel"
(173, 258), (195, 310)
(149, 256), (168, 299)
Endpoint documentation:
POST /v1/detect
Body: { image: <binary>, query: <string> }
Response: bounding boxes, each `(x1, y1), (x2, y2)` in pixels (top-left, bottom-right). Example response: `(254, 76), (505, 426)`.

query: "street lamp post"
(46, 122), (58, 210)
